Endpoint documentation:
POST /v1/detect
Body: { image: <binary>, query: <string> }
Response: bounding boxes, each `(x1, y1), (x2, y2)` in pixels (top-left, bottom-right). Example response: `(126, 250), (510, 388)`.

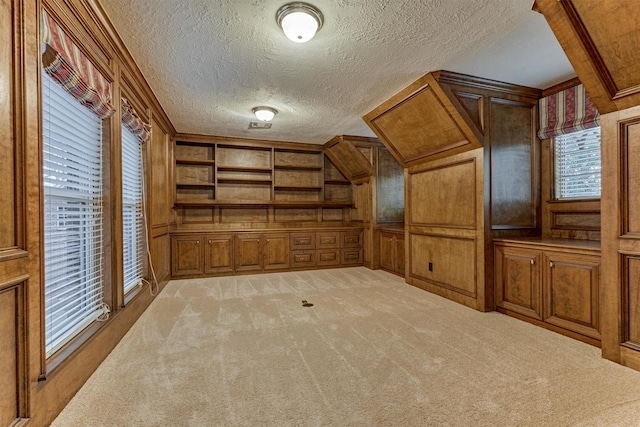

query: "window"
(122, 125), (145, 294)
(554, 127), (601, 199)
(42, 71), (107, 356)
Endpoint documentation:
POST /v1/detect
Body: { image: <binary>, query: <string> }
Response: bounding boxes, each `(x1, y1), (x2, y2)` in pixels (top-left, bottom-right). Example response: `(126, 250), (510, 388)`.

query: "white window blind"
(554, 127), (601, 199)
(122, 125), (145, 293)
(42, 70), (106, 357)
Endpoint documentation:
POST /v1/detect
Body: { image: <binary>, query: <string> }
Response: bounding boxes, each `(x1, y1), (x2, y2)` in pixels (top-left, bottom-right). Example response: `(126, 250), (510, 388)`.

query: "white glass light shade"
(252, 106), (277, 121)
(276, 3), (324, 43)
(281, 11), (319, 43)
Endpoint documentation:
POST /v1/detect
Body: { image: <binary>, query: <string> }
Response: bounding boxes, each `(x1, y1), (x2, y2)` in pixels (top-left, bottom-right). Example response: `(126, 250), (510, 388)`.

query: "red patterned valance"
(41, 10), (115, 119)
(122, 98), (151, 143)
(538, 83), (599, 140)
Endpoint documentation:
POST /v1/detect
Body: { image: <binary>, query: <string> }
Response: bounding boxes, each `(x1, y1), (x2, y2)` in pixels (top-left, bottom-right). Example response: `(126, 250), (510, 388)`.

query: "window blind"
(42, 70), (105, 357)
(122, 125), (145, 293)
(554, 127), (601, 199)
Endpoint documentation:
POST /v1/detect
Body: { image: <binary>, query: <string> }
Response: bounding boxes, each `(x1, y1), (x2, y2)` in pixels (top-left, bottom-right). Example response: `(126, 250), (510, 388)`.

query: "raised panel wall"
(490, 100), (537, 229)
(410, 233), (476, 297)
(409, 159), (476, 228)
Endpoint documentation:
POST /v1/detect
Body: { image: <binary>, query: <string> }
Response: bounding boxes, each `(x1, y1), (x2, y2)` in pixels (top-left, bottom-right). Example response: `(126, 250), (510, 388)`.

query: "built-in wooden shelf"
(176, 159), (216, 165)
(217, 178), (272, 185)
(174, 199), (353, 208)
(324, 180), (351, 185)
(274, 165), (322, 171)
(176, 183), (216, 188)
(217, 166), (272, 173)
(274, 186), (322, 191)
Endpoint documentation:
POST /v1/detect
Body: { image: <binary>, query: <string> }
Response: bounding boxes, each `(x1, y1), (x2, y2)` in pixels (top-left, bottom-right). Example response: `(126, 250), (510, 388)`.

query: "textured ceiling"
(100, 0), (575, 144)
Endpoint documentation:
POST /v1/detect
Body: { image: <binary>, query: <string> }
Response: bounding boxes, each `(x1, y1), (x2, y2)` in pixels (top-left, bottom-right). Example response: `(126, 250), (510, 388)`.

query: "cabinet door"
(171, 235), (203, 276)
(380, 232), (395, 271)
(495, 245), (542, 319)
(264, 233), (289, 271)
(235, 234), (263, 272)
(396, 235), (405, 275)
(204, 234), (234, 274)
(544, 252), (600, 339)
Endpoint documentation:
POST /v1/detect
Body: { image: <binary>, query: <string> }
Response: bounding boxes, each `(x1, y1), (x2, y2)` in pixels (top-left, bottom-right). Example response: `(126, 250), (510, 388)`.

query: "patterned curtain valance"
(121, 98), (151, 143)
(538, 83), (599, 140)
(41, 10), (116, 119)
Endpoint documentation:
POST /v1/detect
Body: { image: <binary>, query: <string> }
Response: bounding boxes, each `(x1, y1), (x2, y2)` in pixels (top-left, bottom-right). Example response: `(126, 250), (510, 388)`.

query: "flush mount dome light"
(252, 106), (278, 121)
(276, 2), (324, 43)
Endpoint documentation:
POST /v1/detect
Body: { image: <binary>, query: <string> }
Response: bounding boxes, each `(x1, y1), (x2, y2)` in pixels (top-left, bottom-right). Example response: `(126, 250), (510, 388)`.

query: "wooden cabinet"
(380, 229), (405, 277)
(171, 235), (204, 276)
(234, 234), (263, 272)
(495, 239), (601, 344)
(171, 228), (363, 278)
(544, 252), (600, 340)
(204, 234), (234, 274)
(495, 246), (542, 319)
(263, 233), (289, 270)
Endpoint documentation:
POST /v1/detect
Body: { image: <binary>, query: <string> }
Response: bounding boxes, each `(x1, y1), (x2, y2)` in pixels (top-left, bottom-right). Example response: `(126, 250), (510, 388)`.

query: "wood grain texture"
(495, 244), (542, 319)
(409, 159), (476, 228)
(489, 99), (537, 229)
(544, 251), (600, 339)
(234, 234), (263, 272)
(409, 233), (476, 297)
(204, 234), (234, 274)
(376, 148), (404, 224)
(601, 105), (640, 364)
(171, 235), (203, 276)
(536, 0), (640, 112)
(264, 234), (289, 270)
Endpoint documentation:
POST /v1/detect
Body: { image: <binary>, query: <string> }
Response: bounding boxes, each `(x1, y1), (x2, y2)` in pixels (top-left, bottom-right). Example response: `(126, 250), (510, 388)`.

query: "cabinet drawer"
(316, 232), (340, 249)
(291, 250), (316, 268)
(290, 233), (315, 250)
(316, 249), (340, 266)
(341, 249), (363, 265)
(341, 231), (362, 248)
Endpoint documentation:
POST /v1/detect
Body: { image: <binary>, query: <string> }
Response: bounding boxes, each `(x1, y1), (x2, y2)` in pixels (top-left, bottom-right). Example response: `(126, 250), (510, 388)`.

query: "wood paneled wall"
(601, 104), (640, 368)
(369, 72), (540, 311)
(0, 0), (175, 425)
(406, 150), (486, 309)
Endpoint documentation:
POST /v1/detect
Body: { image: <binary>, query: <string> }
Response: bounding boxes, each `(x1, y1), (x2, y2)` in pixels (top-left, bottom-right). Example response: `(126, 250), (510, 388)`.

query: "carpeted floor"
(53, 267), (640, 426)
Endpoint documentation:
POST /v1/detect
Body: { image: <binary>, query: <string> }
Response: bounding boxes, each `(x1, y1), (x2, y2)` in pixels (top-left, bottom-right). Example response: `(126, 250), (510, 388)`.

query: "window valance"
(41, 10), (116, 119)
(122, 98), (151, 143)
(538, 83), (599, 140)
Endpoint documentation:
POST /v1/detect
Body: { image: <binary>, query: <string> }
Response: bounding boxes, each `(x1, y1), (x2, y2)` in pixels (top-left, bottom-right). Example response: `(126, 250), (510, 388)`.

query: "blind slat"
(42, 70), (105, 357)
(554, 127), (601, 199)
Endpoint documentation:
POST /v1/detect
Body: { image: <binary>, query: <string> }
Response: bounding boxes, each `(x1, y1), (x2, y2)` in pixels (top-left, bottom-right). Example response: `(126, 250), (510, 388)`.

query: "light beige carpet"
(53, 267), (640, 426)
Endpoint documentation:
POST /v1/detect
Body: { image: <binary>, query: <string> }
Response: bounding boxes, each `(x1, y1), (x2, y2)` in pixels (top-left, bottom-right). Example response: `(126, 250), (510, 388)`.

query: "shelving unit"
(173, 139), (355, 208)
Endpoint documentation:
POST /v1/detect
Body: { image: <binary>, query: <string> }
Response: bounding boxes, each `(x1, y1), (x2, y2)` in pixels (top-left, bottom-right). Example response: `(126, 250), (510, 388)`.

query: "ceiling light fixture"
(252, 106), (278, 121)
(276, 2), (324, 43)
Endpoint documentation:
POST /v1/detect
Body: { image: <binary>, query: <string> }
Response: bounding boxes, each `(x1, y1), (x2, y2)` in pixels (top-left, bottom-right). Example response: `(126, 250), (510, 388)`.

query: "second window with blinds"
(121, 125), (145, 294)
(554, 126), (602, 200)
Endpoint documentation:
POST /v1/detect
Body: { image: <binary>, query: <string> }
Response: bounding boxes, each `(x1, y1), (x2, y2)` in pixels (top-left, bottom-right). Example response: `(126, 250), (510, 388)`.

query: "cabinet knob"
(196, 240), (200, 244)
(209, 239), (212, 244)
(549, 261), (554, 268)
(530, 259), (535, 265)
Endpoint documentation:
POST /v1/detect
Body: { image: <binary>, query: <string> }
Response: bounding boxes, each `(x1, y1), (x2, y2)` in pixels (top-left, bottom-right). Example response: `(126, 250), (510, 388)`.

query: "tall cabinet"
(364, 71), (540, 311)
